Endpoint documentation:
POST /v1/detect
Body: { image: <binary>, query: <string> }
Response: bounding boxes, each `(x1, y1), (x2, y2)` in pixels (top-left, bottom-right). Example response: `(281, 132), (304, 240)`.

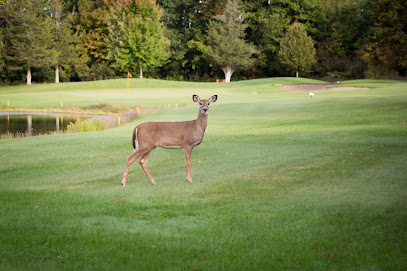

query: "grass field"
(1, 78), (407, 270)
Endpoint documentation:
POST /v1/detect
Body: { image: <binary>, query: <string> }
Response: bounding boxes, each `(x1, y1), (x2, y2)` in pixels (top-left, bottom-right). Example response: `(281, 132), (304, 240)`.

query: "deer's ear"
(209, 95), (217, 103)
(193, 95), (200, 102)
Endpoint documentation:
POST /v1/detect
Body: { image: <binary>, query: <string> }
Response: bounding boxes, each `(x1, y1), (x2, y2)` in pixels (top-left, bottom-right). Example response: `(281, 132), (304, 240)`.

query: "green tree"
(75, 0), (111, 63)
(278, 21), (316, 78)
(244, 0), (326, 77)
(0, 29), (5, 71)
(205, 0), (256, 82)
(106, 0), (170, 79)
(3, 0), (53, 85)
(49, 0), (81, 83)
(157, 0), (226, 81)
(362, 0), (407, 78)
(70, 0), (115, 80)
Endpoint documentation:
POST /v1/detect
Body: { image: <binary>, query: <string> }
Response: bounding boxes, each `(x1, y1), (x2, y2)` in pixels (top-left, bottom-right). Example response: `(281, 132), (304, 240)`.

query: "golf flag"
(127, 71), (132, 78)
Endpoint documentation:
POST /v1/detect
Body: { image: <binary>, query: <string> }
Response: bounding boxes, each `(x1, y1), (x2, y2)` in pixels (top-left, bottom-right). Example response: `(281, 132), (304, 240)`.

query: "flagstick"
(127, 74), (129, 93)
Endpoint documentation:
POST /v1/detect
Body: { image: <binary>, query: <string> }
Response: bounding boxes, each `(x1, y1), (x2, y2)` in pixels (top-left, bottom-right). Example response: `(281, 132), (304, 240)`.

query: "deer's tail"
(132, 127), (139, 151)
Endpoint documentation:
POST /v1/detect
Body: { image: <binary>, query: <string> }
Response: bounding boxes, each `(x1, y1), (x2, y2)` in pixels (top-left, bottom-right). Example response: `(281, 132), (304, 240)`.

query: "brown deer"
(121, 95), (218, 186)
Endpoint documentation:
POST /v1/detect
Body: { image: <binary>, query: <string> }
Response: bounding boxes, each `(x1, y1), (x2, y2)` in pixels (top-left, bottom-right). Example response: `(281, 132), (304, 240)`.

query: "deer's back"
(135, 120), (201, 149)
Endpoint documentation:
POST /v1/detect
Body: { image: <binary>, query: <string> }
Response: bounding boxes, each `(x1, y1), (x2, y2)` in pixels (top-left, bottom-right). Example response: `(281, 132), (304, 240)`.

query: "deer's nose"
(203, 108), (208, 112)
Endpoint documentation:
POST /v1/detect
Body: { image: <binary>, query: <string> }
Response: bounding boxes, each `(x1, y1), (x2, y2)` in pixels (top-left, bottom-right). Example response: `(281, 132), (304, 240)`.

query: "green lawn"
(1, 78), (406, 270)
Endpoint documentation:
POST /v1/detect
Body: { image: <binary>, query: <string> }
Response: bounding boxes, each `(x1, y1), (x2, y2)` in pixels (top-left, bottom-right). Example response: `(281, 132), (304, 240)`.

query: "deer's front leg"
(183, 146), (193, 182)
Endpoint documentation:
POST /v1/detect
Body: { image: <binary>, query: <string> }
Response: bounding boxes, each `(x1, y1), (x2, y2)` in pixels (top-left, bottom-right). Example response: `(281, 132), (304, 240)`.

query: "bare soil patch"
(280, 84), (369, 92)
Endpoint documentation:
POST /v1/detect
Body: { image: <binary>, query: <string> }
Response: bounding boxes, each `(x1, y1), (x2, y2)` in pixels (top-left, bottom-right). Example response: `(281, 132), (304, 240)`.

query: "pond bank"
(0, 103), (184, 139)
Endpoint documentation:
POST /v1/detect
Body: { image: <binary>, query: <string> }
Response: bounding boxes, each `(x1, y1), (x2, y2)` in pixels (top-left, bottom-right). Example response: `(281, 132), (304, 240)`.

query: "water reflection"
(0, 112), (105, 136)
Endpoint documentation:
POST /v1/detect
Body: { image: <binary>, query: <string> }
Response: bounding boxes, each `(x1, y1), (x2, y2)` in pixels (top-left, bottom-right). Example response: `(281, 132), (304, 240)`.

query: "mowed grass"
(0, 77), (325, 109)
(0, 78), (407, 270)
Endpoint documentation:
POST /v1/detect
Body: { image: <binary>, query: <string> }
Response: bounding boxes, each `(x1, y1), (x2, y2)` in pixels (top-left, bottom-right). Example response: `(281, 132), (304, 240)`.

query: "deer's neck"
(195, 111), (208, 131)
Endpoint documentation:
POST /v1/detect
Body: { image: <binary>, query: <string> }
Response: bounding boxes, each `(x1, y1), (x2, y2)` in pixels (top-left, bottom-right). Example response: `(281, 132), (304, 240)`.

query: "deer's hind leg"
(121, 148), (149, 186)
(139, 148), (156, 184)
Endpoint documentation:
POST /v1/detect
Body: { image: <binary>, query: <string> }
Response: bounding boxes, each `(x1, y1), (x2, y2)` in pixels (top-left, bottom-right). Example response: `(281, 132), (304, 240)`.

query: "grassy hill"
(1, 78), (407, 270)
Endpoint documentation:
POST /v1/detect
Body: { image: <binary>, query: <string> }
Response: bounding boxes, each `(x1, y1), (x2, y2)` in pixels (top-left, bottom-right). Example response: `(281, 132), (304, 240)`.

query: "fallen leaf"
(83, 183), (89, 186)
(193, 243), (199, 247)
(214, 249), (223, 253)
(151, 245), (156, 248)
(312, 247), (319, 251)
(328, 252), (334, 259)
(202, 256), (208, 260)
(33, 206), (39, 209)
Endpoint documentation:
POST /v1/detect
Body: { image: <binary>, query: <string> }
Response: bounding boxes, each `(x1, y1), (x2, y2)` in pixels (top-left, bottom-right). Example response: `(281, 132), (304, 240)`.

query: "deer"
(121, 95), (218, 186)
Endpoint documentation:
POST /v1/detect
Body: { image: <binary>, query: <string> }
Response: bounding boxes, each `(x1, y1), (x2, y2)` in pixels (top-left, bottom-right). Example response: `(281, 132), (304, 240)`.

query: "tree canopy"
(106, 0), (170, 79)
(205, 0), (256, 82)
(3, 0), (54, 85)
(278, 21), (316, 78)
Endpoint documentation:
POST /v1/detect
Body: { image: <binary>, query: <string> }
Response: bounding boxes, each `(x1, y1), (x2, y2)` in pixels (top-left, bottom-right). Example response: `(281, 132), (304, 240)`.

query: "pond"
(0, 112), (109, 136)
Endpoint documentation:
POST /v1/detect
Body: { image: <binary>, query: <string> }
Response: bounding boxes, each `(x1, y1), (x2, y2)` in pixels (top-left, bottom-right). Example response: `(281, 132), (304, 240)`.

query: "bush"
(66, 118), (104, 133)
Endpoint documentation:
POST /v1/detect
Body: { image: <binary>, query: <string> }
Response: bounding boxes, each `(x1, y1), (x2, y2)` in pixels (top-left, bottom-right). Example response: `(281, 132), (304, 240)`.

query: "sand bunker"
(280, 84), (369, 92)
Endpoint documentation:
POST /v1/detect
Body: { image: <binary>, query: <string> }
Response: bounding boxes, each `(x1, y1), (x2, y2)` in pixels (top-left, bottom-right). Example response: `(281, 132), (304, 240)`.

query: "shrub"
(66, 118), (104, 133)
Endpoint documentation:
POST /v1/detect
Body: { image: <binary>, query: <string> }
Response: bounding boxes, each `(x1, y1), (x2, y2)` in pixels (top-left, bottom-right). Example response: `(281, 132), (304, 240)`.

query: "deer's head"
(193, 95), (217, 115)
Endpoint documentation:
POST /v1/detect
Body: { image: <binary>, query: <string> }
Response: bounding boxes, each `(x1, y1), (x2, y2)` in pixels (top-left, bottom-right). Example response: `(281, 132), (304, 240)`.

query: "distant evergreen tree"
(278, 22), (316, 78)
(4, 0), (53, 85)
(106, 0), (170, 79)
(205, 0), (256, 82)
(49, 0), (81, 83)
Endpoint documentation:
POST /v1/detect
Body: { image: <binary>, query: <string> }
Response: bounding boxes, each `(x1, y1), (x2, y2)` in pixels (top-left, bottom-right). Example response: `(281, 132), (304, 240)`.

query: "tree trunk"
(222, 66), (234, 83)
(139, 66), (143, 79)
(27, 67), (32, 86)
(296, 70), (299, 78)
(55, 64), (59, 83)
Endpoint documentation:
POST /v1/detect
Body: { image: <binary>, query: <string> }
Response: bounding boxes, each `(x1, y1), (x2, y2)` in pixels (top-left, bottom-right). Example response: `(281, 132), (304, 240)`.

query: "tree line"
(0, 0), (406, 85)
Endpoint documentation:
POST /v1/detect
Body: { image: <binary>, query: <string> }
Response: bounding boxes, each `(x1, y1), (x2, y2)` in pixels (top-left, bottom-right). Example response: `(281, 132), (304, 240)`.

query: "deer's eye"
(200, 103), (203, 106)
